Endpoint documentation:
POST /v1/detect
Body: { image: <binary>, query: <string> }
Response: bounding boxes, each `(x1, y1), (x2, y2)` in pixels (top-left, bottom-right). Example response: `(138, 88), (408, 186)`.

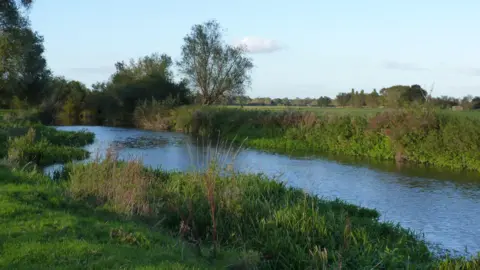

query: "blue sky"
(29, 0), (480, 98)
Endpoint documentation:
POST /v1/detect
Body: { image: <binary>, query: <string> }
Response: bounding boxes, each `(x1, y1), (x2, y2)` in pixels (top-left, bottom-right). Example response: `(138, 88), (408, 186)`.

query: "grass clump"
(0, 120), (94, 167)
(6, 128), (90, 167)
(63, 148), (480, 269)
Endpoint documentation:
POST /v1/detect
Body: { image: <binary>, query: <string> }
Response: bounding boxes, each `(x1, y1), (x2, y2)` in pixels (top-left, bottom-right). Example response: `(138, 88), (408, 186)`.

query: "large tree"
(1, 0), (33, 29)
(380, 84), (427, 108)
(0, 0), (49, 107)
(177, 20), (254, 105)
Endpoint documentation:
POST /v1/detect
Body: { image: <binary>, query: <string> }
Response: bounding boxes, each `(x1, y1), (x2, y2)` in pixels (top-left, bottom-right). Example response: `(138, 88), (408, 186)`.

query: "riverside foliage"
(0, 120), (479, 269)
(134, 105), (480, 172)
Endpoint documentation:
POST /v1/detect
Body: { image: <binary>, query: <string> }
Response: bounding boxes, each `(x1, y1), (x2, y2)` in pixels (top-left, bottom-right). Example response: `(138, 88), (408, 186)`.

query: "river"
(46, 126), (480, 256)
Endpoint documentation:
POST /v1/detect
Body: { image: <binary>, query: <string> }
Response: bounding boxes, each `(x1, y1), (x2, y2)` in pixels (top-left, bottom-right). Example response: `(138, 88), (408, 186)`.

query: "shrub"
(6, 127), (90, 167)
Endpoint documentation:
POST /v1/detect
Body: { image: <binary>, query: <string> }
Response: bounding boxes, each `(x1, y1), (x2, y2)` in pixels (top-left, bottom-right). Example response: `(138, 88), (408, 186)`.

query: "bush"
(7, 128), (90, 167)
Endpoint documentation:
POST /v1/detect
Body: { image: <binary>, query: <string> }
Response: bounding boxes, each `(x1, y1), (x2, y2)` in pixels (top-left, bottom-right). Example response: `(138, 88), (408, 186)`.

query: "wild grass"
(134, 105), (480, 172)
(60, 143), (480, 269)
(4, 128), (90, 167)
(0, 121), (252, 269)
(0, 119), (94, 167)
(223, 105), (480, 118)
(2, 118), (479, 268)
(0, 166), (251, 269)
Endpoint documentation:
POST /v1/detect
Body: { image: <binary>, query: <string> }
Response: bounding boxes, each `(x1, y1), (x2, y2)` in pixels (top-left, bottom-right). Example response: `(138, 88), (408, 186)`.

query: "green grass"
(0, 124), (95, 167)
(61, 150), (480, 269)
(223, 105), (480, 118)
(0, 167), (249, 270)
(1, 119), (479, 269)
(138, 106), (480, 172)
(222, 105), (385, 116)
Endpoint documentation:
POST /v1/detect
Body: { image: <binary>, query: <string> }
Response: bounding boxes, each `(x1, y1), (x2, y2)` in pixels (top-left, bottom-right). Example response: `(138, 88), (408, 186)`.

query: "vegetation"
(177, 20), (254, 105)
(0, 167), (252, 269)
(2, 1), (478, 127)
(50, 148), (479, 269)
(0, 120), (479, 269)
(134, 106), (480, 172)
(0, 123), (94, 167)
(2, 1), (480, 268)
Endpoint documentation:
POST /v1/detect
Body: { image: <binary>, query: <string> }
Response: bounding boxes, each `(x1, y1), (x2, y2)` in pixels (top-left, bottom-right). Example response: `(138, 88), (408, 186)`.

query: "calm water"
(47, 126), (480, 255)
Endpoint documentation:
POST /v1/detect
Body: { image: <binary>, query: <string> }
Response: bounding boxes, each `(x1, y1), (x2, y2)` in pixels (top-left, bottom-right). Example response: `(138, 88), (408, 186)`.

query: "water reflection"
(46, 126), (480, 255)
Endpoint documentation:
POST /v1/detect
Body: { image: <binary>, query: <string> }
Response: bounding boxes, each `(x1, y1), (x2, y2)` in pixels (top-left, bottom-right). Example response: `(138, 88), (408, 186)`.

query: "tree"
(404, 84), (428, 104)
(473, 97), (480, 110)
(1, 0), (34, 29)
(379, 85), (426, 108)
(461, 95), (474, 110)
(0, 0), (49, 107)
(366, 89), (380, 107)
(177, 20), (254, 105)
(317, 96), (332, 107)
(336, 92), (351, 107)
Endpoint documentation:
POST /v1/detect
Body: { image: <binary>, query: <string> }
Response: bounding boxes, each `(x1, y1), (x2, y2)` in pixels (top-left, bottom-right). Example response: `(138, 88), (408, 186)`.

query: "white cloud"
(234, 36), (282, 54)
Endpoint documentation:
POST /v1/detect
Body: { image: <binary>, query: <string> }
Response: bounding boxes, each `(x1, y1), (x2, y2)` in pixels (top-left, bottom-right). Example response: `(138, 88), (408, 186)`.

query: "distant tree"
(291, 98), (304, 106)
(461, 95), (474, 110)
(432, 96), (459, 109)
(336, 92), (351, 107)
(272, 98), (283, 106)
(365, 89), (380, 107)
(473, 97), (480, 110)
(359, 90), (366, 107)
(352, 90), (363, 108)
(350, 89), (355, 107)
(177, 20), (254, 105)
(380, 84), (427, 108)
(404, 84), (428, 104)
(317, 96), (332, 107)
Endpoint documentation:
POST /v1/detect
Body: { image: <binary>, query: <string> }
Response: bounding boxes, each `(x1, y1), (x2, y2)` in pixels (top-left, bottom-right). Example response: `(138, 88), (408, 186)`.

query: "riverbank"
(0, 123), (251, 269)
(49, 148), (480, 269)
(1, 123), (480, 268)
(134, 106), (480, 172)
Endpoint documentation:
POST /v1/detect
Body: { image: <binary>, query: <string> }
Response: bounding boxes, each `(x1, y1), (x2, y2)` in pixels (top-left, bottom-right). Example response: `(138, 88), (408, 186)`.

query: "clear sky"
(29, 0), (480, 98)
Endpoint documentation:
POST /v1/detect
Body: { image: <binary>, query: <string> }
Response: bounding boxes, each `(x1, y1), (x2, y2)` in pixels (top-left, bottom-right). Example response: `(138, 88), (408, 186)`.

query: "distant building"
(452, 106), (464, 111)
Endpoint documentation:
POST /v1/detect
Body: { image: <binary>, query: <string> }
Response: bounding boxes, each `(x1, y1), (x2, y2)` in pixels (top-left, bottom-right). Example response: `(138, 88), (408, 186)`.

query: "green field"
(223, 105), (480, 118)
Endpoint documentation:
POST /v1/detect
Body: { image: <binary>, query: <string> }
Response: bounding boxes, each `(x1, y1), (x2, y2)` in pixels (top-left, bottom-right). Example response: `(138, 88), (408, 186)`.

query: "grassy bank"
(56, 151), (479, 269)
(222, 106), (480, 118)
(0, 124), (94, 167)
(134, 105), (480, 172)
(0, 167), (250, 269)
(1, 122), (479, 268)
(0, 123), (249, 269)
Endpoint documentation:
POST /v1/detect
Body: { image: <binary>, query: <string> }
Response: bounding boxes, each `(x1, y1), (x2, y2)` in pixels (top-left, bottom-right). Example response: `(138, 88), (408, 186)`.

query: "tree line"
(224, 86), (480, 110)
(1, 1), (478, 128)
(1, 2), (255, 125)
